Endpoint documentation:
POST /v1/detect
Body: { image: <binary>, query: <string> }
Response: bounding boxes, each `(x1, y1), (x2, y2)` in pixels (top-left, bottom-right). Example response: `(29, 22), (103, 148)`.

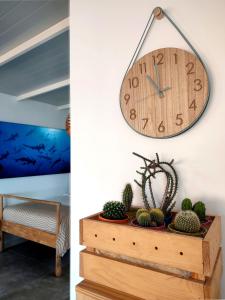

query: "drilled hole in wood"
(180, 251), (183, 256)
(133, 242), (136, 246)
(112, 237), (116, 241)
(155, 246), (158, 250)
(94, 234), (97, 238)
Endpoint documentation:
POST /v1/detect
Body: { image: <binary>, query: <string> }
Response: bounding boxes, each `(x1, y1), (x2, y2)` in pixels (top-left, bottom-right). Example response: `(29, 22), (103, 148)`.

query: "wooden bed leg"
(55, 253), (62, 277)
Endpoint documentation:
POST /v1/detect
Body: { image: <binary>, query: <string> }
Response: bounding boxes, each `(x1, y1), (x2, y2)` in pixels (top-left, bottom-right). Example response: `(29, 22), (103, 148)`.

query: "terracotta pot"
(131, 219), (165, 230)
(150, 223), (165, 230)
(98, 213), (129, 224)
(168, 223), (207, 237)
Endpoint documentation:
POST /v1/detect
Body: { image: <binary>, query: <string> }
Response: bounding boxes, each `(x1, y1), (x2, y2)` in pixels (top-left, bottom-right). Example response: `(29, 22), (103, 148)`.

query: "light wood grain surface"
(204, 248), (222, 299)
(80, 250), (205, 300)
(120, 48), (209, 138)
(203, 216), (221, 277)
(80, 216), (204, 274)
(76, 280), (143, 300)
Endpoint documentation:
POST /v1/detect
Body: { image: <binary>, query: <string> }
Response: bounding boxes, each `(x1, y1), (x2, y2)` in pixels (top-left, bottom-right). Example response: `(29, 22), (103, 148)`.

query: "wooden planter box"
(76, 212), (222, 300)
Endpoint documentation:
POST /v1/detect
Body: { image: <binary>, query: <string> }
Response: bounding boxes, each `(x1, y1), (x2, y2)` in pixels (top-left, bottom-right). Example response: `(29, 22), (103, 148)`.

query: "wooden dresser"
(76, 213), (222, 300)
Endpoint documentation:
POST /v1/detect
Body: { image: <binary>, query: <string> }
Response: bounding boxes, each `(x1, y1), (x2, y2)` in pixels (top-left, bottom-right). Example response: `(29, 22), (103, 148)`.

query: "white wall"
(0, 92), (70, 201)
(71, 0), (225, 298)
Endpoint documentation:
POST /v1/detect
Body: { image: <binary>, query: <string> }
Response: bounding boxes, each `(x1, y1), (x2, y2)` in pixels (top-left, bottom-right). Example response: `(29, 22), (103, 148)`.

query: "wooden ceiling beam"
(56, 104), (70, 110)
(0, 17), (69, 67)
(16, 78), (70, 101)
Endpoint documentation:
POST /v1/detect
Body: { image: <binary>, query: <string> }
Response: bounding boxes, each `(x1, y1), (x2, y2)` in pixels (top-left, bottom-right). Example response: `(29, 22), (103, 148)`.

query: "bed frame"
(0, 194), (62, 277)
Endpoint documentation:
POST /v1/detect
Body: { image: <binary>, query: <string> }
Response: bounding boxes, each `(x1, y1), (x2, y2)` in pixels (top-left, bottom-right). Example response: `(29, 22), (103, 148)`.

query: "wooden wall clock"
(120, 8), (210, 138)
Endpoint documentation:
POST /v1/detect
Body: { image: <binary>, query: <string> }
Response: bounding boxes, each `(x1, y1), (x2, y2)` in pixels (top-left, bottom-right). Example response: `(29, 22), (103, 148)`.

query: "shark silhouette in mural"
(51, 158), (61, 168)
(38, 155), (52, 161)
(23, 143), (45, 152)
(15, 157), (36, 165)
(48, 145), (56, 153)
(4, 133), (19, 142)
(0, 150), (9, 160)
(25, 128), (36, 136)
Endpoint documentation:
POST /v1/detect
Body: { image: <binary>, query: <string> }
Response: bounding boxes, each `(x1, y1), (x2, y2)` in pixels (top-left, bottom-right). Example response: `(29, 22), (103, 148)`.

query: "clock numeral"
(139, 63), (146, 74)
(189, 99), (197, 111)
(130, 109), (137, 120)
(129, 77), (139, 88)
(175, 113), (183, 126)
(186, 62), (195, 75)
(152, 53), (164, 65)
(194, 79), (202, 91)
(158, 120), (165, 133)
(124, 94), (130, 104)
(174, 53), (178, 64)
(142, 118), (149, 129)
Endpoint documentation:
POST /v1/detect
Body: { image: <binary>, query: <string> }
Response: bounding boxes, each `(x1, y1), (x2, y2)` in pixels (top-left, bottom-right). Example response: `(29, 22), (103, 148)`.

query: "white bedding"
(3, 202), (70, 257)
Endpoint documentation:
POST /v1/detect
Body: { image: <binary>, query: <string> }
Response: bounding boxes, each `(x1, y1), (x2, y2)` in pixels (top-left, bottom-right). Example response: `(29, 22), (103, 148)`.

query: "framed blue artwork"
(0, 121), (70, 179)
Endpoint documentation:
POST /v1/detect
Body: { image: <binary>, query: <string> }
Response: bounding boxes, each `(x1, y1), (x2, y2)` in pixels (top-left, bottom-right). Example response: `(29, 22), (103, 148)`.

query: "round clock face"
(120, 47), (209, 138)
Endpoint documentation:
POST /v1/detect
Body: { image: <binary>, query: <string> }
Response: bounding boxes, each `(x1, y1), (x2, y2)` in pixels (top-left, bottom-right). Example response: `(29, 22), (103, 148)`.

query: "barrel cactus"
(122, 183), (133, 212)
(181, 198), (192, 211)
(102, 201), (126, 220)
(149, 208), (164, 226)
(137, 212), (151, 227)
(193, 201), (206, 221)
(136, 208), (149, 219)
(174, 210), (200, 233)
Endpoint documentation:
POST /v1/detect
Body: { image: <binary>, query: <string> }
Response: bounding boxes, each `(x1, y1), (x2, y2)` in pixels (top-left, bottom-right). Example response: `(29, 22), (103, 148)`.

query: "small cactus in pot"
(136, 208), (149, 219)
(192, 201), (206, 222)
(149, 208), (164, 226)
(122, 183), (133, 212)
(100, 201), (128, 222)
(137, 212), (151, 227)
(174, 210), (200, 233)
(181, 198), (192, 211)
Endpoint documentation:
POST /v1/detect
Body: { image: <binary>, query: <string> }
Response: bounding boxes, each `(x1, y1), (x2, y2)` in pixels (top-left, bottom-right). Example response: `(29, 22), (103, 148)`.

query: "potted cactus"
(192, 201), (211, 226)
(99, 201), (129, 223)
(122, 183), (133, 212)
(181, 198), (193, 210)
(132, 208), (165, 230)
(181, 198), (211, 226)
(168, 210), (207, 237)
(133, 152), (178, 227)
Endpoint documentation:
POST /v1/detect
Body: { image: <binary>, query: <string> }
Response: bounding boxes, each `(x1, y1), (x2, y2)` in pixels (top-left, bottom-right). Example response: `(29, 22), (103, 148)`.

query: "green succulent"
(149, 208), (164, 226)
(136, 208), (149, 219)
(174, 210), (200, 233)
(181, 198), (192, 211)
(137, 212), (151, 227)
(192, 201), (206, 221)
(102, 201), (126, 220)
(122, 183), (133, 212)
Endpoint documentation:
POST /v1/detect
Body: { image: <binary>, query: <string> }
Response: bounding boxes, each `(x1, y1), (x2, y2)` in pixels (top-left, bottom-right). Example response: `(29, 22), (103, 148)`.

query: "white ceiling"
(31, 85), (70, 106)
(0, 0), (69, 109)
(0, 0), (68, 55)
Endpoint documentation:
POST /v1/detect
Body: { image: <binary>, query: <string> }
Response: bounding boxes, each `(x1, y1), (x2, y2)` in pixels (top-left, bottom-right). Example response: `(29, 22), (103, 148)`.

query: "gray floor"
(0, 239), (70, 300)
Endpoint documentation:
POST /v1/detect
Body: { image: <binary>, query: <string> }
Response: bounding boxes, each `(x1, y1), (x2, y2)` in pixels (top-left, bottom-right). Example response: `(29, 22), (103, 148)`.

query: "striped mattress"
(3, 202), (70, 256)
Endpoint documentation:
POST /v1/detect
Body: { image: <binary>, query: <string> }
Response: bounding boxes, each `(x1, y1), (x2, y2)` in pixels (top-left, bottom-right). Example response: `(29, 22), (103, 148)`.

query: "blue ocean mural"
(0, 121), (70, 179)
